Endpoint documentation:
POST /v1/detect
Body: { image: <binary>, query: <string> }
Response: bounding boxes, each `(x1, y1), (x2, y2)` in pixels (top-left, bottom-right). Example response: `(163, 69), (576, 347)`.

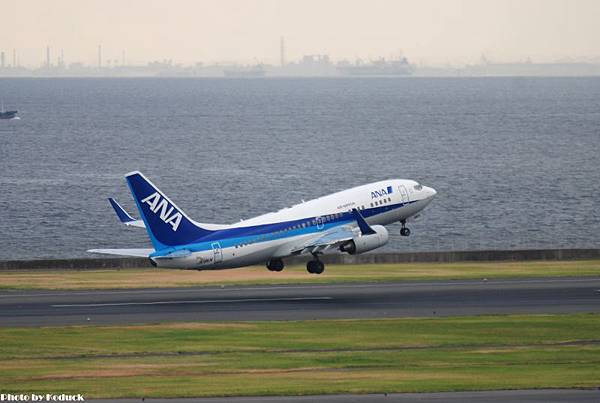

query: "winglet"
(351, 208), (376, 235)
(109, 198), (136, 223)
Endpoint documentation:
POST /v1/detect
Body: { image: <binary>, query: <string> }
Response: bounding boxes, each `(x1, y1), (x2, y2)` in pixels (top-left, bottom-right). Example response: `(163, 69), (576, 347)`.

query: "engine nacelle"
(340, 225), (389, 255)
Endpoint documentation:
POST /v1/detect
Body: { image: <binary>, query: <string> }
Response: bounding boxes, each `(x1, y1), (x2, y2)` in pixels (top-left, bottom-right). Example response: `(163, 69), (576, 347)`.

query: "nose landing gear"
(400, 220), (411, 237)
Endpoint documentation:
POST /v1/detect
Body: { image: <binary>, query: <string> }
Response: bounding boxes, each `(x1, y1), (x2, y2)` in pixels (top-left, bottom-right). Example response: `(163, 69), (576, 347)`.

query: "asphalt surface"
(1, 277), (599, 326)
(91, 390), (600, 403)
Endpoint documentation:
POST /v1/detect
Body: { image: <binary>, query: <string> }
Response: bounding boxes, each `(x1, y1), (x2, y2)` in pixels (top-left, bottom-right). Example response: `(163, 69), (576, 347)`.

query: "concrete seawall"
(1, 248), (599, 271)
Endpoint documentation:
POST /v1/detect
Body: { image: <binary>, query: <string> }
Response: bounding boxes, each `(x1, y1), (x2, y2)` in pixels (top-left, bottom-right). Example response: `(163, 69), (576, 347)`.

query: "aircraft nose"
(424, 186), (437, 199)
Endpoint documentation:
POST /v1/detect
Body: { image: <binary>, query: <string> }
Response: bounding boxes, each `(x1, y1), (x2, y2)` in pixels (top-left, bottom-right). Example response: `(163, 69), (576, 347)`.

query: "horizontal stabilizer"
(108, 198), (145, 228)
(87, 248), (154, 257)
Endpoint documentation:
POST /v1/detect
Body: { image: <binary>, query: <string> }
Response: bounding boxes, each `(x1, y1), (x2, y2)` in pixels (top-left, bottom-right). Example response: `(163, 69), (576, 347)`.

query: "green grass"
(1, 314), (599, 397)
(1, 259), (600, 290)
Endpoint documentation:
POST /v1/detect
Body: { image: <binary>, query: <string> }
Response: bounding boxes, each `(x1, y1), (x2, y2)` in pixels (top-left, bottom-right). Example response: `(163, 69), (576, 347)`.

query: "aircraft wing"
(290, 208), (376, 255)
(108, 198), (146, 228)
(291, 225), (358, 255)
(87, 248), (154, 257)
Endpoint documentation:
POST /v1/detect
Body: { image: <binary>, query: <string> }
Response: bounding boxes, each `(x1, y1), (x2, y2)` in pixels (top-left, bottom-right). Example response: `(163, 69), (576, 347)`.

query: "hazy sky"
(3, 0), (600, 66)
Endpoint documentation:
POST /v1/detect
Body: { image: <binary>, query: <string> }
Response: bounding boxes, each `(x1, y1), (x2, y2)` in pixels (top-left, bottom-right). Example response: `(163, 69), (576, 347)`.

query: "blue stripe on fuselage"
(152, 200), (417, 256)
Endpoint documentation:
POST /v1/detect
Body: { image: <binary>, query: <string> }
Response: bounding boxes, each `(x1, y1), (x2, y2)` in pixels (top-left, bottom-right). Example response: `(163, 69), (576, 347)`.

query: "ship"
(337, 57), (413, 76)
(0, 103), (18, 119)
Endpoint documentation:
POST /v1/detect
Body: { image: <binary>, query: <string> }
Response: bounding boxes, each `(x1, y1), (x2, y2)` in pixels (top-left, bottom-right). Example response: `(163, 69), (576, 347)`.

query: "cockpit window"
(414, 184), (423, 191)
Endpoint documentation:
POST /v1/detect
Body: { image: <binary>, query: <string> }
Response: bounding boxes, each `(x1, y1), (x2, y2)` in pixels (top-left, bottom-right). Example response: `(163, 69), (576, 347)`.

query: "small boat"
(0, 110), (18, 119)
(0, 102), (18, 120)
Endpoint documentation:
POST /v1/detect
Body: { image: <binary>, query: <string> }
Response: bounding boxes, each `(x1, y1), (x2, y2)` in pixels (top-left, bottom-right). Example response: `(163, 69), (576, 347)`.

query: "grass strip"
(0, 314), (599, 397)
(0, 260), (599, 290)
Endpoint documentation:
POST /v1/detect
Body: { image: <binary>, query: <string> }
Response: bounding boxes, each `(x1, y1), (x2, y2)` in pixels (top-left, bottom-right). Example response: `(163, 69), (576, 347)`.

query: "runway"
(1, 277), (599, 326)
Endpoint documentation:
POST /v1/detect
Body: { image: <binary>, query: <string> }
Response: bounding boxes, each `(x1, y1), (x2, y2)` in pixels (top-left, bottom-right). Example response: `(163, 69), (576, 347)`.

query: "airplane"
(89, 171), (436, 274)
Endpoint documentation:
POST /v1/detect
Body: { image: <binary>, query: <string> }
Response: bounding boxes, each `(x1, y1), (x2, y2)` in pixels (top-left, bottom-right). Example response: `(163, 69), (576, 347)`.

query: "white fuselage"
(153, 179), (436, 269)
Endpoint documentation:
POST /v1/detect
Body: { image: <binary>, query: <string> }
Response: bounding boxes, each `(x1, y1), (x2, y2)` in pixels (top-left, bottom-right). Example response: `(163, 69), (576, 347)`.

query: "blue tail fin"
(125, 171), (213, 249)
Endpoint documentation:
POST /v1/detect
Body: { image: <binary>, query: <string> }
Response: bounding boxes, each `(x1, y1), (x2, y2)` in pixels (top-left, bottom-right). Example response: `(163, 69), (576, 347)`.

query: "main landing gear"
(266, 258), (284, 272)
(307, 256), (325, 274)
(400, 220), (411, 237)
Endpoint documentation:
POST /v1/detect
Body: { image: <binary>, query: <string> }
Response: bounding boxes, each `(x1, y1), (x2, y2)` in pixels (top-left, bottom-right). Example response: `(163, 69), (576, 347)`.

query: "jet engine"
(340, 225), (389, 255)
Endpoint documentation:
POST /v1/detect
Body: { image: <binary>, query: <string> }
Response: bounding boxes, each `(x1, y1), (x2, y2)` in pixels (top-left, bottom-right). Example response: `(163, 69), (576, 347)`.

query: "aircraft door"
(398, 185), (410, 203)
(316, 216), (324, 230)
(211, 242), (223, 263)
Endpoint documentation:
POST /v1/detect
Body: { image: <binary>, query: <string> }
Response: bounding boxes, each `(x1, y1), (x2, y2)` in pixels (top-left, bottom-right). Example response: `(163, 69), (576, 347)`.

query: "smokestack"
(46, 46), (50, 68)
(0, 52), (5, 69)
(12, 49), (16, 67)
(280, 36), (285, 67)
(98, 45), (102, 68)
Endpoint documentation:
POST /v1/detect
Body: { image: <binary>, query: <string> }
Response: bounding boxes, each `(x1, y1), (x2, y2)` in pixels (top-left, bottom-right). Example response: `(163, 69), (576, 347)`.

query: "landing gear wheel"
(266, 259), (284, 272)
(400, 227), (411, 237)
(306, 260), (325, 274)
